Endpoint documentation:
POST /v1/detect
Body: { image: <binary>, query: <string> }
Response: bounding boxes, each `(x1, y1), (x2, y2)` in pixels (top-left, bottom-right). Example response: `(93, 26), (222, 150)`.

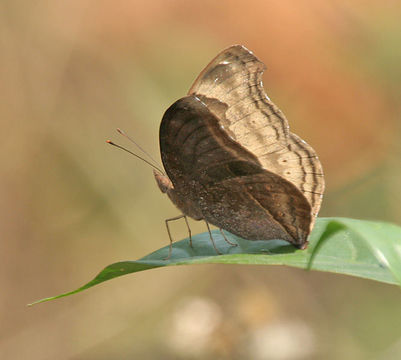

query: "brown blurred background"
(1, 1), (401, 359)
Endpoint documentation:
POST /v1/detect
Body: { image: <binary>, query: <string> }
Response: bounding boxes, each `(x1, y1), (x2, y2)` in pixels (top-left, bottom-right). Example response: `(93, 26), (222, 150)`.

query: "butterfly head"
(153, 170), (173, 193)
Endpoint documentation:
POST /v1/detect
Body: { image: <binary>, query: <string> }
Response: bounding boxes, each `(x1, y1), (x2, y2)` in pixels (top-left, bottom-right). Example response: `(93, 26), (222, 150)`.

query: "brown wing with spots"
(159, 95), (312, 247)
(188, 45), (324, 229)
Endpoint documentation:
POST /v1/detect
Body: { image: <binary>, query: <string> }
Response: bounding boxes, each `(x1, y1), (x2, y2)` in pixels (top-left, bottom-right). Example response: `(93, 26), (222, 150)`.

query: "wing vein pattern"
(160, 96), (312, 246)
(188, 45), (324, 229)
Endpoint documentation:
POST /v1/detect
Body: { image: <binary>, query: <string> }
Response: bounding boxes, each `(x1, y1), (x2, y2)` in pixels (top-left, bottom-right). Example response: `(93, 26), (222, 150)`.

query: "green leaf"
(29, 217), (401, 305)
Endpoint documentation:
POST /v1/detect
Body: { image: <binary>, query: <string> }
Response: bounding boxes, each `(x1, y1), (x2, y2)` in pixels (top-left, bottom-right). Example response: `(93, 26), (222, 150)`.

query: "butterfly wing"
(160, 95), (311, 247)
(188, 45), (324, 230)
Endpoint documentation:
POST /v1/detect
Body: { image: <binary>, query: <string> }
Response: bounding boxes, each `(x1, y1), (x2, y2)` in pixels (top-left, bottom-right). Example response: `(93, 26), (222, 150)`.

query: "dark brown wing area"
(196, 173), (311, 247)
(160, 95), (311, 246)
(160, 95), (261, 186)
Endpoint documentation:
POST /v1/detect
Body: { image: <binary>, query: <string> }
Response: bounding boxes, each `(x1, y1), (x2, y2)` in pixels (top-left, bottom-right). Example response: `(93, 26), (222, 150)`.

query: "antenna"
(106, 140), (165, 175)
(116, 128), (162, 171)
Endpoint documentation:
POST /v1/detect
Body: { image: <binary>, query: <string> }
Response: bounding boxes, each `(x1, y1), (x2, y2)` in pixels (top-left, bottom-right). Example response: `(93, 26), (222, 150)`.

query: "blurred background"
(1, 0), (401, 359)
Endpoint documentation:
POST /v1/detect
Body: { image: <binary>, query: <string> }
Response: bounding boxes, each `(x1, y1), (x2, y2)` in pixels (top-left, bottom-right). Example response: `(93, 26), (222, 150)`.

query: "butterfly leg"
(219, 228), (238, 247)
(205, 221), (222, 255)
(165, 215), (185, 260)
(164, 214), (194, 259)
(183, 215), (193, 248)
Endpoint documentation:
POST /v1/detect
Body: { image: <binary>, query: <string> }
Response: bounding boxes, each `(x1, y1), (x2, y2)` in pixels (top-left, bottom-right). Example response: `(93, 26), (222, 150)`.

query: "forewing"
(188, 45), (324, 225)
(188, 45), (289, 155)
(159, 95), (262, 187)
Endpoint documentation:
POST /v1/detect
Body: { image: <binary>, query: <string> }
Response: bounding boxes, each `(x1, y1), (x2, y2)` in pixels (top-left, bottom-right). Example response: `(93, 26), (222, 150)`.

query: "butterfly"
(152, 45), (324, 257)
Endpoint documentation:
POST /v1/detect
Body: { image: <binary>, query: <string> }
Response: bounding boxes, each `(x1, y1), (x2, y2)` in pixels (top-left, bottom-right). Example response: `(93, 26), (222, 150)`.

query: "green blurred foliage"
(1, 1), (401, 359)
